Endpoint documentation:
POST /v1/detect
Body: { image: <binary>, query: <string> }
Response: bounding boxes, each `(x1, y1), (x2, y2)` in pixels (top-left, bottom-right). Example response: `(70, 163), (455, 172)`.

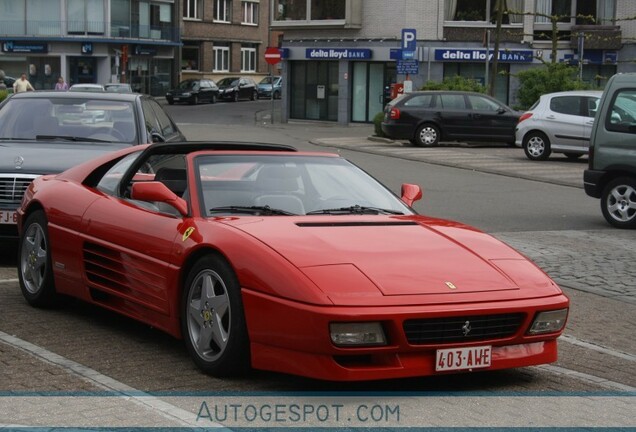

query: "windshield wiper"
(0, 137), (35, 141)
(209, 205), (296, 216)
(306, 205), (403, 215)
(35, 135), (110, 143)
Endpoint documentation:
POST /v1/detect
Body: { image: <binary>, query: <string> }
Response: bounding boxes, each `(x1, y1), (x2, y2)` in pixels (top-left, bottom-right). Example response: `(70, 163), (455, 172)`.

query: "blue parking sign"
(402, 29), (416, 51)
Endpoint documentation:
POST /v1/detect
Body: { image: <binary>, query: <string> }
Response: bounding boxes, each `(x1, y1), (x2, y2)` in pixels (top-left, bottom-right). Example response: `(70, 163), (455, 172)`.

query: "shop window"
(214, 0), (231, 22)
(445, 0), (523, 24)
(242, 1), (258, 25)
(111, 0), (131, 36)
(311, 0), (345, 20)
(274, 0), (307, 21)
(184, 0), (201, 19)
(241, 47), (256, 72)
(68, 0), (105, 34)
(26, 0), (62, 35)
(535, 0), (572, 23)
(214, 46), (230, 72)
(182, 44), (200, 70)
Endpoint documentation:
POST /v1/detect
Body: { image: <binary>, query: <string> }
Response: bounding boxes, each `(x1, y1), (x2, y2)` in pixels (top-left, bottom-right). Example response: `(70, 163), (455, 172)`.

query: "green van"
(584, 73), (636, 228)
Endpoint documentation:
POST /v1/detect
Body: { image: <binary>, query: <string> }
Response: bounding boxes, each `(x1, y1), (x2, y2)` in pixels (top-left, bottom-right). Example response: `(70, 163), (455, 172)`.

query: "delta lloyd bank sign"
(435, 49), (533, 62)
(306, 48), (372, 59)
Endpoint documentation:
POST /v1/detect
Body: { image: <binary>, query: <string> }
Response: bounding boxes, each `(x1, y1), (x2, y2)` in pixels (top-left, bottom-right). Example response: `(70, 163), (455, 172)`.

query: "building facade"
(0, 0), (181, 95)
(274, 0), (636, 124)
(180, 0), (272, 82)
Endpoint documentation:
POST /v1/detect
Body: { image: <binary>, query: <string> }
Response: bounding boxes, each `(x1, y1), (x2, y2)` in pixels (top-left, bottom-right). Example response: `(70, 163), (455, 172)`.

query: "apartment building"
(0, 0), (181, 95)
(275, 0), (636, 124)
(180, 0), (271, 82)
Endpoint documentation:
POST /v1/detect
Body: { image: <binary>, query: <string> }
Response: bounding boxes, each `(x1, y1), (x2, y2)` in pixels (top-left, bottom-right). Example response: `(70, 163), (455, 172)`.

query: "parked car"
(381, 91), (520, 147)
(256, 76), (282, 99)
(17, 141), (569, 380)
(69, 83), (105, 92)
(165, 79), (218, 105)
(584, 73), (636, 229)
(0, 91), (185, 239)
(104, 83), (133, 93)
(516, 90), (603, 161)
(217, 77), (257, 102)
(1, 75), (16, 94)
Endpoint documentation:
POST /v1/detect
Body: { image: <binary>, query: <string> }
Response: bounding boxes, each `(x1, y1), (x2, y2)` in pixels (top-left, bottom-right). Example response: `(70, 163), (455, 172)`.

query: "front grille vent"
(0, 175), (38, 206)
(403, 313), (525, 345)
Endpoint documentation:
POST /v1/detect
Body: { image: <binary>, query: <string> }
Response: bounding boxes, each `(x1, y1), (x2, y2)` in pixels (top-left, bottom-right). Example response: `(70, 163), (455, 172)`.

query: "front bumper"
(243, 289), (569, 381)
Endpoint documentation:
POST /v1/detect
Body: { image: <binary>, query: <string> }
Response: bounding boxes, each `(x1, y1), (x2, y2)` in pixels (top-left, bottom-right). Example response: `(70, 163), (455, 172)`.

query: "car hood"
(222, 216), (558, 303)
(0, 141), (129, 175)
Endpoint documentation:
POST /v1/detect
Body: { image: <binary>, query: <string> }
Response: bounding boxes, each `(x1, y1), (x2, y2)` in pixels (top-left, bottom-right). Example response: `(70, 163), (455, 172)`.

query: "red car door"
(80, 194), (183, 319)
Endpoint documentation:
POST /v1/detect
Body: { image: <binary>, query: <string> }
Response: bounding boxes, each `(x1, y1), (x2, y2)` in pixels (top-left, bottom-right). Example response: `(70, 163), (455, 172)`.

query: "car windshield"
(0, 97), (137, 143)
(259, 77), (277, 85)
(217, 78), (239, 87)
(196, 154), (413, 216)
(104, 84), (132, 93)
(177, 80), (198, 90)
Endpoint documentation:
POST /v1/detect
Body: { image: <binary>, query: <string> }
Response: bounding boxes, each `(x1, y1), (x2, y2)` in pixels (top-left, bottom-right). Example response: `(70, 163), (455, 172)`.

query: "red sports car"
(17, 142), (569, 381)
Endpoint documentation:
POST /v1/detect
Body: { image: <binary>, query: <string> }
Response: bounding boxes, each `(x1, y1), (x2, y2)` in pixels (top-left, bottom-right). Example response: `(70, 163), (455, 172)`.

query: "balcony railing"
(0, 20), (180, 42)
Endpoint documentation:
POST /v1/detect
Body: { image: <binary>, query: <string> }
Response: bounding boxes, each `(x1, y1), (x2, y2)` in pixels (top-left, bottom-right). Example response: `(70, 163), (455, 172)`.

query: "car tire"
(18, 210), (59, 308)
(274, 91), (281, 100)
(181, 254), (250, 376)
(414, 124), (440, 147)
(233, 92), (239, 102)
(251, 91), (257, 101)
(191, 95), (198, 105)
(211, 94), (216, 104)
(523, 131), (551, 161)
(600, 177), (636, 229)
(564, 152), (582, 160)
(167, 99), (174, 105)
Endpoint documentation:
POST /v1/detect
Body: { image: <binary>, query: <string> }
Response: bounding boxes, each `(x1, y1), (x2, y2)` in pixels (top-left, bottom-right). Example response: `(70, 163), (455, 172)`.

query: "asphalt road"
(0, 99), (633, 428)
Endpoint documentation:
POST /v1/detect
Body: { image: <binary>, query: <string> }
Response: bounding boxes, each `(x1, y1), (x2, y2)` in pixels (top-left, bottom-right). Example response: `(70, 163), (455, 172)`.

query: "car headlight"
(528, 309), (568, 335)
(166, 92), (172, 96)
(330, 322), (387, 347)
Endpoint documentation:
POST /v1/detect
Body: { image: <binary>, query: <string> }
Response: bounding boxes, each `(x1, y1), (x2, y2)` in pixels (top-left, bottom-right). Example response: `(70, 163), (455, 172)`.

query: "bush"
(516, 63), (592, 110)
(373, 111), (386, 137)
(0, 89), (7, 103)
(421, 76), (487, 93)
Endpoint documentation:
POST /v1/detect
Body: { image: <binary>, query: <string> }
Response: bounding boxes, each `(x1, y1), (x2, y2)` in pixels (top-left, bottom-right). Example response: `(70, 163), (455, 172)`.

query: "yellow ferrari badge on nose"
(445, 281), (457, 290)
(182, 227), (195, 242)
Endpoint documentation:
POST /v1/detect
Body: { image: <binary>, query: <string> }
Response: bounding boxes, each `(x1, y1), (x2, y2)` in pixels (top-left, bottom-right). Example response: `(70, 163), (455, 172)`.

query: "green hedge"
(516, 63), (592, 110)
(0, 89), (7, 103)
(373, 111), (386, 137)
(421, 76), (487, 93)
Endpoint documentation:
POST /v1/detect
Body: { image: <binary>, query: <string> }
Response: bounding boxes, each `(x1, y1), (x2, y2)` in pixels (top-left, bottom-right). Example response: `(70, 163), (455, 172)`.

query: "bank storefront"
(280, 41), (620, 124)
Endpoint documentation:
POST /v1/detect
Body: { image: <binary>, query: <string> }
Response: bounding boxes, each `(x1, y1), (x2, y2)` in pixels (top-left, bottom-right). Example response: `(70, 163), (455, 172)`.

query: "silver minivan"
(515, 90), (603, 161)
(584, 73), (636, 228)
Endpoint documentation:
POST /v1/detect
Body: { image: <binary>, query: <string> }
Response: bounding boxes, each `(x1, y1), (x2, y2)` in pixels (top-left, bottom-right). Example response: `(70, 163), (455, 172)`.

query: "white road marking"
(0, 330), (223, 428)
(561, 334), (636, 362)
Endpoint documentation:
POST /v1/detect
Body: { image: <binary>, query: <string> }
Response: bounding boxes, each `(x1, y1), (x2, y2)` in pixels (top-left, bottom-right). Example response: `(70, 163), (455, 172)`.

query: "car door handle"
(586, 121), (594, 125)
(546, 115), (556, 119)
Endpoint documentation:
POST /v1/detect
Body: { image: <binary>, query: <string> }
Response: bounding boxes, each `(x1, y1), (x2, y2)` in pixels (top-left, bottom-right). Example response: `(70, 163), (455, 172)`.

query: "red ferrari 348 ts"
(18, 142), (569, 381)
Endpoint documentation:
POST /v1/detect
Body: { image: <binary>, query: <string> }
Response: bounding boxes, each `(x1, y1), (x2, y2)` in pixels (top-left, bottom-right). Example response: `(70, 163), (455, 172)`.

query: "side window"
(467, 95), (501, 112)
(439, 94), (467, 110)
(148, 99), (177, 137)
(550, 96), (581, 116)
(586, 97), (600, 118)
(141, 99), (161, 137)
(606, 89), (636, 133)
(404, 94), (433, 107)
(95, 151), (143, 196)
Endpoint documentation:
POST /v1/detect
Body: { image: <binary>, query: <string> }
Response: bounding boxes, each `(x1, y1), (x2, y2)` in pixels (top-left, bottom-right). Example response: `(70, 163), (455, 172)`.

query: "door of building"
(69, 57), (97, 85)
(351, 62), (397, 123)
(290, 61), (338, 121)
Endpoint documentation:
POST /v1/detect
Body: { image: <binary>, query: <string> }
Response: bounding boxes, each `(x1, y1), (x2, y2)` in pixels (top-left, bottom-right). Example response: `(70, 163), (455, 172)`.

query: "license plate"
(435, 345), (491, 372)
(174, 97), (180, 101)
(0, 210), (18, 225)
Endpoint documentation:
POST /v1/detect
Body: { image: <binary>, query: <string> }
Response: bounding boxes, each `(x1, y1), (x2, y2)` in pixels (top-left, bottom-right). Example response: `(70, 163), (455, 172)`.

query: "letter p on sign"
(402, 29), (416, 51)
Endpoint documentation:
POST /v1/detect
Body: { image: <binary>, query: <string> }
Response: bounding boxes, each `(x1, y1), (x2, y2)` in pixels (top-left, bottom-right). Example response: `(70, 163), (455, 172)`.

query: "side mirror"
(401, 183), (423, 207)
(131, 181), (188, 216)
(497, 107), (507, 114)
(151, 132), (166, 143)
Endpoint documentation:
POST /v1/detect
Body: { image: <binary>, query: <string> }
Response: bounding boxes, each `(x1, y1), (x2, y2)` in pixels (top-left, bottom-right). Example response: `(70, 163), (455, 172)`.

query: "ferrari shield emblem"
(445, 281), (457, 290)
(182, 227), (195, 242)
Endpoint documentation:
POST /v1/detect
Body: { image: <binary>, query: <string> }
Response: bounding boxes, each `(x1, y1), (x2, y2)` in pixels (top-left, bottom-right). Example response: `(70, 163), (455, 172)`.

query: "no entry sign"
(265, 47), (282, 65)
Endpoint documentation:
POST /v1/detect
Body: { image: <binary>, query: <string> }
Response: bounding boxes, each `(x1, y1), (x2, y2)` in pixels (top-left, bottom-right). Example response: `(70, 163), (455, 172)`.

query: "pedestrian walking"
(55, 76), (68, 91)
(13, 73), (34, 93)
